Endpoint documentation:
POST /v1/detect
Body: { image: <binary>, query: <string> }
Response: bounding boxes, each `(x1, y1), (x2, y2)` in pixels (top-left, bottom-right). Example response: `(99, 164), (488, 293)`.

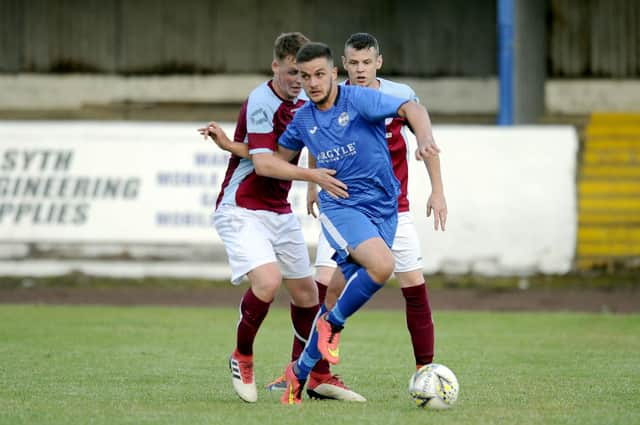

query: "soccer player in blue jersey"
(261, 33), (444, 394)
(249, 41), (441, 404)
(307, 33), (445, 374)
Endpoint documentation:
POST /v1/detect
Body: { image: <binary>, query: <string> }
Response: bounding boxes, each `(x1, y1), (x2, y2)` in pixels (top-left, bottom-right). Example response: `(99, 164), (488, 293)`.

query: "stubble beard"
(313, 79), (334, 109)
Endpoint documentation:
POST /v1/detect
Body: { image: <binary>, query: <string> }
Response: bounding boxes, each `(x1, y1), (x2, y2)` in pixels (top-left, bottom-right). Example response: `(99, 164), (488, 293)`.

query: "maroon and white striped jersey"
(215, 81), (305, 213)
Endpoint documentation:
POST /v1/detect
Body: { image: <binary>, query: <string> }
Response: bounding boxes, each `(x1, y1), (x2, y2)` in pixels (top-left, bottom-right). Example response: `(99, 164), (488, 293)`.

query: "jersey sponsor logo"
(250, 108), (269, 126)
(316, 143), (356, 163)
(338, 112), (349, 127)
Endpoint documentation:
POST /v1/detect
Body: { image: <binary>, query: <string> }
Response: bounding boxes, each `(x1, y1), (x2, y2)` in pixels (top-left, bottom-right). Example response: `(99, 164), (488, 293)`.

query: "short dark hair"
(344, 32), (380, 55)
(295, 42), (334, 65)
(273, 32), (310, 62)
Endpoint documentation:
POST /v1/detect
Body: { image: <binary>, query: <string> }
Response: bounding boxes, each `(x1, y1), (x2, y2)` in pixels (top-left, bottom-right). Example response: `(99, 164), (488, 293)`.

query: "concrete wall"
(1, 74), (639, 116)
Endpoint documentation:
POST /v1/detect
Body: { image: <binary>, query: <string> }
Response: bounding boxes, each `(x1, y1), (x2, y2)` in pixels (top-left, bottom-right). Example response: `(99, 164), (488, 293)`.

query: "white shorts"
(314, 211), (423, 273)
(214, 204), (312, 285)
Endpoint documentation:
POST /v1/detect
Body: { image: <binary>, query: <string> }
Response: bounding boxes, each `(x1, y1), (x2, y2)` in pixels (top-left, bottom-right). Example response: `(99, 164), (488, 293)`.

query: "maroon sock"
(290, 303), (319, 361)
(236, 288), (271, 356)
(316, 280), (328, 305)
(402, 283), (434, 366)
(290, 302), (331, 375)
(311, 357), (332, 375)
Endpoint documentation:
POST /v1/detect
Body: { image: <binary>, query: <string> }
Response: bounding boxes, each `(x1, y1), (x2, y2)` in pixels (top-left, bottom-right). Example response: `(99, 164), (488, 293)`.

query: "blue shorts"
(318, 206), (397, 277)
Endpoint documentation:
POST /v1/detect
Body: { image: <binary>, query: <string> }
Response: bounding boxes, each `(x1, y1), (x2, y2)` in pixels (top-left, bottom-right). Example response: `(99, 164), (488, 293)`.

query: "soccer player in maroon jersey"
(198, 33), (364, 403)
(305, 33), (447, 371)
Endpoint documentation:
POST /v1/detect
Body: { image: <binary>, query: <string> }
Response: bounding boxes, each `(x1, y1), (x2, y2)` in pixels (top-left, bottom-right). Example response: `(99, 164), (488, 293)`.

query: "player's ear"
(341, 55), (348, 70)
(376, 54), (383, 70)
(332, 66), (338, 80)
(271, 59), (279, 75)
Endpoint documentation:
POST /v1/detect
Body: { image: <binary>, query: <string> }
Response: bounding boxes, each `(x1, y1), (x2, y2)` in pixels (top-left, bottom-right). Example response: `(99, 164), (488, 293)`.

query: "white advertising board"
(0, 122), (578, 275)
(410, 126), (578, 275)
(0, 121), (318, 244)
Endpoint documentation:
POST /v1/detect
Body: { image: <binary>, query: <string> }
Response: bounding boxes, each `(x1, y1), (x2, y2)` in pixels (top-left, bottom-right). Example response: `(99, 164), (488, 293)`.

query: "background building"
(1, 0), (638, 123)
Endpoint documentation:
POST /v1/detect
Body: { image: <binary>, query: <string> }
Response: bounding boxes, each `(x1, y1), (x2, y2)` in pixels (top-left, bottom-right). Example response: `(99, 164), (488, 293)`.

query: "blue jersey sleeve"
(278, 119), (305, 152)
(352, 86), (409, 123)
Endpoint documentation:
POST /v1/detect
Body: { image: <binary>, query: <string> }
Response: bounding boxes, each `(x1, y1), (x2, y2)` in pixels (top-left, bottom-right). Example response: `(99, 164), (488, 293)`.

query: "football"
(408, 363), (459, 410)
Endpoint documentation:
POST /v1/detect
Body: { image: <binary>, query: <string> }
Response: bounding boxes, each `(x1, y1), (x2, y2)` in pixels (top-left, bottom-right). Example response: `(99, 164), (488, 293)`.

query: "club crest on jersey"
(250, 108), (269, 126)
(338, 112), (350, 127)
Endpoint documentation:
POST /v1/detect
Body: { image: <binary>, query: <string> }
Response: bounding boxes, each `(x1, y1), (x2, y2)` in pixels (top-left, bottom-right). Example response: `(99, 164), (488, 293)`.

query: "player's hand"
(415, 139), (441, 161)
(427, 191), (447, 231)
(312, 168), (348, 199)
(197, 121), (218, 140)
(197, 121), (230, 151)
(307, 184), (319, 217)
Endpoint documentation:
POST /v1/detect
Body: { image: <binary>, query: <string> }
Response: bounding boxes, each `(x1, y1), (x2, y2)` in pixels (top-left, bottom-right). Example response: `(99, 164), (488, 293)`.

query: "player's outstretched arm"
(253, 148), (348, 199)
(197, 121), (249, 158)
(398, 102), (440, 160)
(425, 154), (447, 231)
(398, 102), (447, 231)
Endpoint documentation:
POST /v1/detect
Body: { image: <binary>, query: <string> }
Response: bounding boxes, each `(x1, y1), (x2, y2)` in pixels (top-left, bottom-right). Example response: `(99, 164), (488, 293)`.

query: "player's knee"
(251, 278), (281, 301)
(283, 275), (323, 307)
(288, 281), (318, 307)
(397, 271), (425, 288)
(325, 283), (342, 308)
(315, 267), (334, 287)
(327, 283), (342, 298)
(367, 254), (395, 283)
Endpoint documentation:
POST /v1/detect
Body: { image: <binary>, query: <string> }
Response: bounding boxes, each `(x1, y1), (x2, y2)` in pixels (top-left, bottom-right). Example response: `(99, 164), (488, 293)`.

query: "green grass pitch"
(1, 305), (638, 425)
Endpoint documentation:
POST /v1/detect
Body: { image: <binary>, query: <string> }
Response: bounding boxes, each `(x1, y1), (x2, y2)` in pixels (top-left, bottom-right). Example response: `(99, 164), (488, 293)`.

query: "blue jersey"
(279, 85), (408, 221)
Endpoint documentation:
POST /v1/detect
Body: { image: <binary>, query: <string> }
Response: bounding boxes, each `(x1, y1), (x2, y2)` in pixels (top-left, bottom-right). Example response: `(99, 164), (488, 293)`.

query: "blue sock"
(327, 268), (384, 327)
(295, 304), (327, 380)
